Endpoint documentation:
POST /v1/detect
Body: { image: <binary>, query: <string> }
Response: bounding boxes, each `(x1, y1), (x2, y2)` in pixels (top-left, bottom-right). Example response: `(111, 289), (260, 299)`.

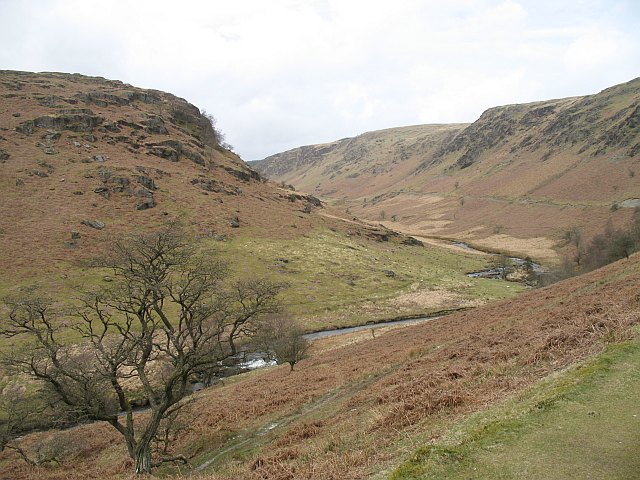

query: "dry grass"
(3, 253), (639, 479)
(2, 71), (639, 480)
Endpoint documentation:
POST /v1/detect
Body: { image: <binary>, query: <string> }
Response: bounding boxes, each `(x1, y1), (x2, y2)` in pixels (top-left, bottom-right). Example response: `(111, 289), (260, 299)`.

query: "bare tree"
(1, 226), (284, 474)
(564, 227), (585, 265)
(253, 315), (310, 371)
(495, 254), (514, 280)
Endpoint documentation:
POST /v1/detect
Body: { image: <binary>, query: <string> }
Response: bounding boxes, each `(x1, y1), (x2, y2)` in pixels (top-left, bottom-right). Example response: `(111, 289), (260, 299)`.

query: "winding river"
(303, 315), (439, 340)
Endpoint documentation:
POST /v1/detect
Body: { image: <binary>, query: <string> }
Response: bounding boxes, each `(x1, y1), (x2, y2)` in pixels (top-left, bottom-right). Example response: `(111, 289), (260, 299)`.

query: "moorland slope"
(2, 244), (638, 479)
(254, 78), (640, 261)
(0, 71), (521, 327)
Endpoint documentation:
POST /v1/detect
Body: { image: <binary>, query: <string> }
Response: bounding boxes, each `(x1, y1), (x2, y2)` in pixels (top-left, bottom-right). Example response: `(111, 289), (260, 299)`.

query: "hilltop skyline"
(1, 0), (639, 160)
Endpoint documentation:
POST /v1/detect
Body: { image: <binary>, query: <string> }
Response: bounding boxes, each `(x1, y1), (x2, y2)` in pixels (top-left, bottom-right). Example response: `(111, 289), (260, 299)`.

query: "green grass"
(0, 228), (523, 333)
(390, 335), (640, 480)
(213, 229), (524, 330)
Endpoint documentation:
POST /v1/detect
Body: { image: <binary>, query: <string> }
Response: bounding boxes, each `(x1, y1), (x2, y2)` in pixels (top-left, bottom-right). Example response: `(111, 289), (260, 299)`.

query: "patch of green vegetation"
(213, 229), (523, 330)
(0, 228), (522, 335)
(390, 336), (640, 480)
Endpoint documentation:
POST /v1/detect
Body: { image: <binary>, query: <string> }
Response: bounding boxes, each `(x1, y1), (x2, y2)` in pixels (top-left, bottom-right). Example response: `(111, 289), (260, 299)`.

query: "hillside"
(2, 70), (639, 480)
(0, 70), (327, 275)
(0, 70), (524, 330)
(252, 123), (467, 198)
(253, 78), (640, 262)
(2, 248), (638, 479)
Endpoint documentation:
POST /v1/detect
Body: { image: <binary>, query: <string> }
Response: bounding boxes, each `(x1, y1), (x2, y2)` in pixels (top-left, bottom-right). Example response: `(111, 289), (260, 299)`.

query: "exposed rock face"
(283, 192), (323, 210)
(424, 79), (640, 170)
(401, 237), (423, 247)
(191, 177), (241, 195)
(148, 145), (179, 161)
(142, 116), (168, 134)
(16, 110), (104, 134)
(136, 197), (156, 210)
(136, 175), (156, 191)
(144, 140), (205, 165)
(222, 165), (262, 182)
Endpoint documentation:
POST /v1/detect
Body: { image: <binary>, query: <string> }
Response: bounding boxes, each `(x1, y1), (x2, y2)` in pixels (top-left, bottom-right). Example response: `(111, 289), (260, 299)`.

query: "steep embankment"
(254, 78), (640, 262)
(2, 250), (638, 479)
(0, 72), (388, 289)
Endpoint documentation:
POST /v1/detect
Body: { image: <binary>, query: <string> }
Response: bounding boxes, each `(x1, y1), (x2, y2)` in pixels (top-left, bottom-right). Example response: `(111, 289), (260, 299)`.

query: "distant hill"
(253, 78), (640, 261)
(250, 123), (467, 197)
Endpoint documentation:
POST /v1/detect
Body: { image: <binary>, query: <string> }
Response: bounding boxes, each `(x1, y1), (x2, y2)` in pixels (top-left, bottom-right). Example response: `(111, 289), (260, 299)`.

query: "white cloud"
(564, 30), (625, 71)
(1, 0), (639, 159)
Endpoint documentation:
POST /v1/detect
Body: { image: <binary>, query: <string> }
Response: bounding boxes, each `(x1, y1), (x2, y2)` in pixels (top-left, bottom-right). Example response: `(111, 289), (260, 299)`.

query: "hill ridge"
(253, 77), (640, 260)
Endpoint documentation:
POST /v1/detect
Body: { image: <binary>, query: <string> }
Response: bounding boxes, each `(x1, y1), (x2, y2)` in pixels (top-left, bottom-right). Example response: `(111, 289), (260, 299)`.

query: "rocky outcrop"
(222, 165), (261, 182)
(16, 109), (104, 134)
(191, 177), (241, 195)
(81, 219), (105, 230)
(141, 115), (168, 135)
(145, 140), (206, 165)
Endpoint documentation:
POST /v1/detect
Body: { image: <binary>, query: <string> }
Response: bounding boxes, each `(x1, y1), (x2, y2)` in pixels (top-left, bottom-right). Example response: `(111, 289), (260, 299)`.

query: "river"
(451, 241), (544, 280)
(303, 315), (439, 340)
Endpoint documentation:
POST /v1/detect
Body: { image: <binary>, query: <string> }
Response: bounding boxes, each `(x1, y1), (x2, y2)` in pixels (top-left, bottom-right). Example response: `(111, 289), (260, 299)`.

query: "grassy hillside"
(251, 123), (467, 198)
(253, 78), (640, 262)
(390, 338), (640, 479)
(2, 251), (638, 479)
(3, 70), (638, 480)
(0, 71), (517, 326)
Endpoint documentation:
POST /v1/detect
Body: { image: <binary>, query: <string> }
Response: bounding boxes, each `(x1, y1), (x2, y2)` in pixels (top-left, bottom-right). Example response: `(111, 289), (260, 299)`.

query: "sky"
(1, 1), (639, 160)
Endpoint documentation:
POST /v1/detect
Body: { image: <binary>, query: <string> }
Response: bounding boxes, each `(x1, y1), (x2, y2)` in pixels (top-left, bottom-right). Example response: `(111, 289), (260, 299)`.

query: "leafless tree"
(564, 227), (585, 265)
(0, 226), (283, 474)
(495, 254), (514, 280)
(253, 315), (310, 371)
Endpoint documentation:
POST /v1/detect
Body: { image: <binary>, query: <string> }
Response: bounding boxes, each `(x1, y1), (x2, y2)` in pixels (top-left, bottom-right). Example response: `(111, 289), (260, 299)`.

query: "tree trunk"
(135, 446), (152, 474)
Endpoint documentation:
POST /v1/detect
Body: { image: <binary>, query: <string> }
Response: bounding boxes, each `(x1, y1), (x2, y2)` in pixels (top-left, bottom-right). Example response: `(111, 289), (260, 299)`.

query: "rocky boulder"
(81, 219), (105, 230)
(136, 175), (156, 190)
(142, 116), (168, 135)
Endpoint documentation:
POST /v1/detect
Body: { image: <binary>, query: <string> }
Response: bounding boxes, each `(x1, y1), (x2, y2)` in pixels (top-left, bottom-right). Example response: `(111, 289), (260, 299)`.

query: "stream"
(303, 315), (439, 340)
(133, 240), (548, 411)
(452, 241), (545, 280)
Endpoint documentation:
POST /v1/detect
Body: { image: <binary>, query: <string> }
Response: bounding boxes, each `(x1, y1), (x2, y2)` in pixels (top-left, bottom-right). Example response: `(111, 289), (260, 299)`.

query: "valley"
(0, 71), (639, 480)
(253, 78), (640, 262)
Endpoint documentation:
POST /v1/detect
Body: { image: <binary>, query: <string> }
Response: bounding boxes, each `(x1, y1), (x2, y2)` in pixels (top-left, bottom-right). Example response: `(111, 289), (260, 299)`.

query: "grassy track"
(391, 336), (640, 479)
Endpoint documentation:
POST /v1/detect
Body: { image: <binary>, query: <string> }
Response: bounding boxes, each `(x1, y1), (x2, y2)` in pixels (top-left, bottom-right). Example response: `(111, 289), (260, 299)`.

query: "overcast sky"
(1, 1), (639, 160)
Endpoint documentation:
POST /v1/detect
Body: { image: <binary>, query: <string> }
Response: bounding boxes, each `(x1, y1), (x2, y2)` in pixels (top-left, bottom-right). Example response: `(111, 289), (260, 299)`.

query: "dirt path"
(192, 362), (399, 475)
